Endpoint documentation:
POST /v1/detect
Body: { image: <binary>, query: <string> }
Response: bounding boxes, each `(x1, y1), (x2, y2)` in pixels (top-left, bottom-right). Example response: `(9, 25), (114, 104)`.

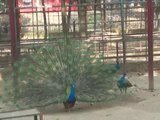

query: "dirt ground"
(1, 61), (160, 120)
(37, 61), (160, 120)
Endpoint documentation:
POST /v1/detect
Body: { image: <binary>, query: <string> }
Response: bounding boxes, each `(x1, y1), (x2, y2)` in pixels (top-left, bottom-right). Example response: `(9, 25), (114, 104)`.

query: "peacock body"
(117, 74), (132, 94)
(63, 84), (76, 111)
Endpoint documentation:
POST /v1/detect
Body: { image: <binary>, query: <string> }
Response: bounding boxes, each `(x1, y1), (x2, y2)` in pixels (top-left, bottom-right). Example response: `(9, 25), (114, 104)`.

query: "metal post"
(8, 0), (18, 60)
(116, 41), (119, 63)
(62, 0), (69, 43)
(102, 0), (106, 31)
(34, 115), (38, 120)
(120, 0), (126, 74)
(8, 0), (20, 101)
(94, 0), (97, 34)
(39, 113), (43, 120)
(147, 0), (154, 91)
(73, 20), (76, 37)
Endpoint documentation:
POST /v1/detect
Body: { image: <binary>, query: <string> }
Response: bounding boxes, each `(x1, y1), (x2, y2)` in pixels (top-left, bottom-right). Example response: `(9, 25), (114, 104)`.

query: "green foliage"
(0, 1), (7, 13)
(88, 14), (101, 29)
(3, 39), (119, 108)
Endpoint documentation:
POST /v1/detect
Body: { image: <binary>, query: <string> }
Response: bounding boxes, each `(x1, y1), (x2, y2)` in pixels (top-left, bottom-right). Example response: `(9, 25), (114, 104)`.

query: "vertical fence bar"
(16, 0), (21, 56)
(147, 0), (154, 91)
(8, 0), (18, 60)
(8, 0), (19, 99)
(73, 20), (76, 37)
(116, 41), (119, 63)
(120, 0), (126, 74)
(8, 0), (19, 59)
(62, 0), (70, 44)
(94, 0), (97, 34)
(103, 0), (106, 31)
(145, 2), (148, 61)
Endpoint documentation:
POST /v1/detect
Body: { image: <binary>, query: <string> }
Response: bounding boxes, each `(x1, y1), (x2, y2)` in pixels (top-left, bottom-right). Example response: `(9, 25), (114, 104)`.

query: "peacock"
(63, 84), (76, 111)
(117, 73), (132, 94)
(115, 61), (121, 70)
(3, 40), (120, 110)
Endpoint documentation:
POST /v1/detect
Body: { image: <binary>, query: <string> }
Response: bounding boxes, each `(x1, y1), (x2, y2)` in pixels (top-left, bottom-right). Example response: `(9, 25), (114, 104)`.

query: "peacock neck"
(120, 74), (126, 82)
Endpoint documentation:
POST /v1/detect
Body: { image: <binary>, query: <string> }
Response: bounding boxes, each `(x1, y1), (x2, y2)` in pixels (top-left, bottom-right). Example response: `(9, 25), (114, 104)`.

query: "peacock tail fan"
(75, 62), (119, 103)
(2, 40), (119, 109)
(4, 56), (68, 108)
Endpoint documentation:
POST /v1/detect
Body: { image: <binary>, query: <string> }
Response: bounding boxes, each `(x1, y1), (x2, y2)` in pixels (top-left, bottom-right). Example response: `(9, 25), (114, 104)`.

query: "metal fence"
(0, 1), (160, 67)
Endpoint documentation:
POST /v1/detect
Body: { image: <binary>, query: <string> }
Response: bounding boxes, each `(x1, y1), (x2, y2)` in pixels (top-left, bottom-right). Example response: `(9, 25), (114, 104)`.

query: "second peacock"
(117, 73), (132, 94)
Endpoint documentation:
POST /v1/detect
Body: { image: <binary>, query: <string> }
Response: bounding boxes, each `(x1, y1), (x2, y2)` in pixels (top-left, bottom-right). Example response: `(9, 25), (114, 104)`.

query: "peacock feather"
(3, 40), (119, 108)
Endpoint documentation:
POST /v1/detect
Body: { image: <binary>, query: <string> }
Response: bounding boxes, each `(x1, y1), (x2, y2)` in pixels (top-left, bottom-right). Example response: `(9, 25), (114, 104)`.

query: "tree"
(41, 0), (48, 39)
(154, 0), (160, 31)
(67, 0), (73, 32)
(78, 0), (87, 37)
(0, 0), (8, 13)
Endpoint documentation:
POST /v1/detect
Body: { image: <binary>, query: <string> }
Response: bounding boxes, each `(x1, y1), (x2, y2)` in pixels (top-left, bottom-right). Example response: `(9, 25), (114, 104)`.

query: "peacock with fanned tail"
(3, 40), (120, 110)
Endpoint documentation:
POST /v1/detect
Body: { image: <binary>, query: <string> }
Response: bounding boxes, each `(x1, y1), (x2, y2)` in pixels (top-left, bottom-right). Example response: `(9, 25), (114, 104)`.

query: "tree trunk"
(78, 0), (87, 38)
(94, 0), (97, 33)
(41, 0), (47, 39)
(102, 0), (106, 31)
(154, 6), (160, 31)
(61, 0), (70, 44)
(67, 0), (72, 32)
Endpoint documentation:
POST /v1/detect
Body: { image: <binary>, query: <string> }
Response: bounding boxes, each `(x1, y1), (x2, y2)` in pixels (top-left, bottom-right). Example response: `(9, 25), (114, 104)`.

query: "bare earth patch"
(1, 61), (160, 120)
(37, 61), (160, 120)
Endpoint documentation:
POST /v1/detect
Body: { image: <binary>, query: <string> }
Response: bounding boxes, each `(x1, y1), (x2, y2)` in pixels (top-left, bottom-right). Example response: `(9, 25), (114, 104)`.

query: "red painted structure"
(147, 0), (154, 91)
(8, 0), (78, 60)
(8, 0), (19, 61)
(18, 0), (77, 12)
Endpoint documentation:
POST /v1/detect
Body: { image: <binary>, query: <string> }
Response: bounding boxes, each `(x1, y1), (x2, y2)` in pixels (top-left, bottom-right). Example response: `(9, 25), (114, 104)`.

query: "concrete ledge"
(0, 109), (43, 120)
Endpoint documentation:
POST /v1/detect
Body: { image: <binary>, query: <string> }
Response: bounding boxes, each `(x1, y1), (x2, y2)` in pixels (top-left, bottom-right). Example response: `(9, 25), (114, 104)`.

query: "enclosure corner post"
(147, 0), (154, 91)
(8, 0), (19, 99)
(8, 0), (18, 61)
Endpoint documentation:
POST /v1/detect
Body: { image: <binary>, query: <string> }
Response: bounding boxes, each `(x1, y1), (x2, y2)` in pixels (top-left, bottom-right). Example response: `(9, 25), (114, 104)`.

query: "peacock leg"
(120, 88), (123, 94)
(65, 107), (70, 112)
(124, 88), (127, 95)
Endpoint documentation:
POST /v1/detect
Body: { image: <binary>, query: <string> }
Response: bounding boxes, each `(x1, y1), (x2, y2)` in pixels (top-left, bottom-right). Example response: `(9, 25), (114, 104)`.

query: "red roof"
(18, 0), (77, 12)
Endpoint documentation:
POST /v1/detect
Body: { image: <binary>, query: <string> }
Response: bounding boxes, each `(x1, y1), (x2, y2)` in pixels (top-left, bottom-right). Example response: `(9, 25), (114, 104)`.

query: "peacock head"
(70, 84), (75, 89)
(71, 81), (76, 88)
(120, 73), (126, 81)
(115, 61), (121, 70)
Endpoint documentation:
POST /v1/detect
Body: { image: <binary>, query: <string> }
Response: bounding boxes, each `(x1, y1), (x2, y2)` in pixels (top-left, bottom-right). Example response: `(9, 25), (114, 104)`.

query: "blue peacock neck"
(66, 84), (76, 102)
(120, 74), (126, 83)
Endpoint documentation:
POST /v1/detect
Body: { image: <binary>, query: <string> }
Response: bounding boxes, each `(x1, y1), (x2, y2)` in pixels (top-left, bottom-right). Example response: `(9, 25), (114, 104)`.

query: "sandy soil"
(38, 73), (160, 120)
(39, 62), (160, 120)
(1, 61), (160, 120)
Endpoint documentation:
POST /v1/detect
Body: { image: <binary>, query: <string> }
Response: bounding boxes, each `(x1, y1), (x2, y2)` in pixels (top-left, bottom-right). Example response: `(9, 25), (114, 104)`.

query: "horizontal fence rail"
(0, 1), (160, 67)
